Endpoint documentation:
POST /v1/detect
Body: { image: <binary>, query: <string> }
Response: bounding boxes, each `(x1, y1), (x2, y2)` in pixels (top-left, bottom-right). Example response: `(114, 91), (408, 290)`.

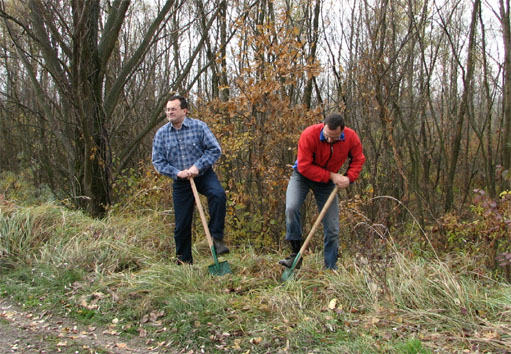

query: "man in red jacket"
(279, 113), (365, 270)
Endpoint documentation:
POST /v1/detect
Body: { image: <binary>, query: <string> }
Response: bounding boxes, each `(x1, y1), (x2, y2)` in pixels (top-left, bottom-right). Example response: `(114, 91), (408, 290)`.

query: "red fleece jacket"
(295, 123), (366, 183)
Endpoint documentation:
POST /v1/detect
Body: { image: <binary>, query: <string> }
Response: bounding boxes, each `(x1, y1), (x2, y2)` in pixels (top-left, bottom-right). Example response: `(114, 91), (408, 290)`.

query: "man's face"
(323, 124), (343, 143)
(166, 99), (187, 126)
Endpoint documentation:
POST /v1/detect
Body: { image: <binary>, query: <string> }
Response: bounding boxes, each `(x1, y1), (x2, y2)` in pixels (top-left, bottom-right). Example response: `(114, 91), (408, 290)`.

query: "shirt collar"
(169, 117), (190, 131)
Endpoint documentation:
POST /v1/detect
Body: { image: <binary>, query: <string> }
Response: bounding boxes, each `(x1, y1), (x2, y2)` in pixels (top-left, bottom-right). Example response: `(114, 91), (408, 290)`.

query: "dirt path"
(0, 298), (175, 353)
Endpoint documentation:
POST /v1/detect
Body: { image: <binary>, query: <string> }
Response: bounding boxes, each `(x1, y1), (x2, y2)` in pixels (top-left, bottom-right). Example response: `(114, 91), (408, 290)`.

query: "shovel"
(281, 185), (339, 282)
(190, 177), (232, 276)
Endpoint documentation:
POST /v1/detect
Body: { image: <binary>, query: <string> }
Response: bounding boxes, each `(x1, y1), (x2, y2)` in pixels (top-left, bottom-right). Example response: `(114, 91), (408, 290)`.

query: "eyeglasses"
(323, 129), (342, 141)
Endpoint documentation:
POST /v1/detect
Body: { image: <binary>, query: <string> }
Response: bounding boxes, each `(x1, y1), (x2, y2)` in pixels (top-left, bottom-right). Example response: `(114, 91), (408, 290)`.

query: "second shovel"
(190, 177), (232, 276)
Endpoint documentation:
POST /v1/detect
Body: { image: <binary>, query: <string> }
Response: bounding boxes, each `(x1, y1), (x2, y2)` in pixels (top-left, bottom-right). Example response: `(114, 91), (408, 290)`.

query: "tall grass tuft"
(1, 203), (167, 274)
(0, 208), (36, 265)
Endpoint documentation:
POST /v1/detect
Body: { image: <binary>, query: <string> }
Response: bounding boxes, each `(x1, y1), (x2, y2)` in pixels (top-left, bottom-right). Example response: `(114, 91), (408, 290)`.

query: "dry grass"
(1, 201), (510, 353)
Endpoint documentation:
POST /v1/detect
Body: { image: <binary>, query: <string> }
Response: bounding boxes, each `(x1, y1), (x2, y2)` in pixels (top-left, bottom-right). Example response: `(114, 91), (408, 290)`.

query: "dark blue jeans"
(285, 170), (339, 269)
(173, 169), (226, 264)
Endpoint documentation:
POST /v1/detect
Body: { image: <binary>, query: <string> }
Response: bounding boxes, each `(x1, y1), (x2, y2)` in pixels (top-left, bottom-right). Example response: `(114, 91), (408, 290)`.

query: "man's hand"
(187, 165), (199, 177)
(330, 172), (350, 189)
(177, 166), (199, 180)
(177, 170), (191, 179)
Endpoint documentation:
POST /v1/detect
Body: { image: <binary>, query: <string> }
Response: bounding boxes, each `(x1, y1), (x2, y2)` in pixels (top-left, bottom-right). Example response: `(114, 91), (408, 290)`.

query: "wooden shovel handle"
(298, 185), (339, 256)
(190, 177), (214, 248)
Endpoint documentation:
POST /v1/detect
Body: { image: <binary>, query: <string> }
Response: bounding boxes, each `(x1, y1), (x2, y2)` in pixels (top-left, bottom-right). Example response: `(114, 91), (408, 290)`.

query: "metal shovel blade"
(280, 267), (294, 282)
(208, 260), (232, 276)
(208, 245), (232, 276)
(280, 252), (301, 282)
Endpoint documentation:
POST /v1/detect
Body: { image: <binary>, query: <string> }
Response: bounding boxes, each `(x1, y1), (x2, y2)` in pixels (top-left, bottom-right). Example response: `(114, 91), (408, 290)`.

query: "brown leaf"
(328, 298), (337, 310)
(250, 336), (263, 344)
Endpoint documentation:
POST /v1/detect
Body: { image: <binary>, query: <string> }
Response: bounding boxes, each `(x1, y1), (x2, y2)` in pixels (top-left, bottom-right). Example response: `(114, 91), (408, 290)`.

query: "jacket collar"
(319, 128), (345, 142)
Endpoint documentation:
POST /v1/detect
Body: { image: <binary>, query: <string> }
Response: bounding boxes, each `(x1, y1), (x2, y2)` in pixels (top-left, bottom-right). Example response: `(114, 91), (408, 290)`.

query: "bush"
(0, 170), (53, 205)
(439, 189), (511, 279)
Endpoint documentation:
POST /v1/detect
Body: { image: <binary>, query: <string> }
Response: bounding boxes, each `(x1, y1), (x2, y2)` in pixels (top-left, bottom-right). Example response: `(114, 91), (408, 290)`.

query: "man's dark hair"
(324, 113), (345, 130)
(168, 95), (188, 109)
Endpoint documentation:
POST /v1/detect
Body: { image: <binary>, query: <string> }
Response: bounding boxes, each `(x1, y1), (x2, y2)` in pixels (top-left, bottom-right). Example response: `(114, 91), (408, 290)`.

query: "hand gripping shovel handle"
(281, 185), (339, 281)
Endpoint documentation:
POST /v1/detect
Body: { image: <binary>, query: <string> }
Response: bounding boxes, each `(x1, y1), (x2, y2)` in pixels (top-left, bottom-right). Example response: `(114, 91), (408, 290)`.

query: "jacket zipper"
(322, 143), (334, 169)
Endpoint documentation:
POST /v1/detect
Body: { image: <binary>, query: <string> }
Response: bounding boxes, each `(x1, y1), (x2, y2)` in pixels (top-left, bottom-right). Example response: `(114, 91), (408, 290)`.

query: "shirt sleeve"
(152, 128), (180, 180)
(193, 123), (221, 173)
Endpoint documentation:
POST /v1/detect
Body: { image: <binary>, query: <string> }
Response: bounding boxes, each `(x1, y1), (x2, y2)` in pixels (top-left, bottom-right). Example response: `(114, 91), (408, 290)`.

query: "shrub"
(440, 189), (511, 279)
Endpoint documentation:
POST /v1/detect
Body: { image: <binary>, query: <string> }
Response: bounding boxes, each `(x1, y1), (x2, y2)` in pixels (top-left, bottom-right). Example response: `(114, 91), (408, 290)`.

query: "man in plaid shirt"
(152, 95), (229, 264)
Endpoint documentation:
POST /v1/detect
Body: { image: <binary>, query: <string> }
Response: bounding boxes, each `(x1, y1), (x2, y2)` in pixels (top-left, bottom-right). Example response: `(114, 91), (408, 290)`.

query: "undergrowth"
(1, 196), (511, 353)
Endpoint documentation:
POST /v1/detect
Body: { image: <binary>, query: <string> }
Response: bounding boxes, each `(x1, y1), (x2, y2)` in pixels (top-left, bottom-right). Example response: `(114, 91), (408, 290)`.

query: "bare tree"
(499, 0), (511, 174)
(443, 0), (480, 211)
(0, 0), (223, 215)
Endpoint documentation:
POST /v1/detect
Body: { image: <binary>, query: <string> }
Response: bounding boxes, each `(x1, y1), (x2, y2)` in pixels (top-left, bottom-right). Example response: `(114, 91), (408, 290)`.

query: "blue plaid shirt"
(152, 117), (221, 180)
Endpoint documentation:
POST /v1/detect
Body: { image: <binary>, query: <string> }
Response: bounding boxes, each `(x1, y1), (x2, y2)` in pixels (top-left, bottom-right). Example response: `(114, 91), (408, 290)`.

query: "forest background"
(0, 0), (511, 352)
(1, 0), (510, 259)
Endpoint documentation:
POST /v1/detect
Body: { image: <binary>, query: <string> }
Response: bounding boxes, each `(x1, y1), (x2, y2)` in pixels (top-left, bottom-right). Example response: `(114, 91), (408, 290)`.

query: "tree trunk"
(70, 0), (110, 215)
(445, 0), (479, 211)
(304, 0), (321, 109)
(500, 0), (511, 174)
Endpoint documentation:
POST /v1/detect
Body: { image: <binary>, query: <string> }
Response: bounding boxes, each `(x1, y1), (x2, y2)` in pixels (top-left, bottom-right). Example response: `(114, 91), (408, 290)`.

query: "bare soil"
(0, 298), (176, 353)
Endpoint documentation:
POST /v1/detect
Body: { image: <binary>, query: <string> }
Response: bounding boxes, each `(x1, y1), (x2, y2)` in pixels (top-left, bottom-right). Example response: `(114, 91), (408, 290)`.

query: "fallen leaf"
(483, 331), (499, 339)
(328, 298), (337, 310)
(150, 310), (164, 321)
(250, 337), (263, 344)
(91, 292), (105, 299)
(232, 338), (242, 350)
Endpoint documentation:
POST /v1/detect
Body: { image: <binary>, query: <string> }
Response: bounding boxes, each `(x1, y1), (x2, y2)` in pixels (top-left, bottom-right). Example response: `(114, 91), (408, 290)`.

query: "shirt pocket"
(183, 136), (202, 155)
(166, 140), (179, 161)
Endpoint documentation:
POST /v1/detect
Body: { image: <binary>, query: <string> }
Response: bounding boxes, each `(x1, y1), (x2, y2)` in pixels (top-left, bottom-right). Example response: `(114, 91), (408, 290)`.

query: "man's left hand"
(330, 173), (350, 189)
(187, 165), (199, 177)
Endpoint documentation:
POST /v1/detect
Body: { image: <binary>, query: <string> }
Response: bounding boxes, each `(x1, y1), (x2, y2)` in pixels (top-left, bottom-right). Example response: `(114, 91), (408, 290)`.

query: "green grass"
(395, 338), (431, 354)
(1, 201), (511, 353)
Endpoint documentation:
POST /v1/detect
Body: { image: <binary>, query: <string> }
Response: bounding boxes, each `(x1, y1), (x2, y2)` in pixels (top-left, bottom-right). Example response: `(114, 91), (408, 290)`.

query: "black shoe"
(278, 253), (302, 269)
(213, 238), (230, 255)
